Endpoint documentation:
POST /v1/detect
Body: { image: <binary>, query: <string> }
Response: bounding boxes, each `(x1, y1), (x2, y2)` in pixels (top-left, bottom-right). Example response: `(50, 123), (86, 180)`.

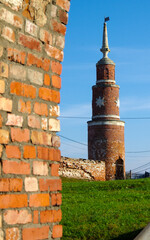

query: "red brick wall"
(92, 85), (120, 118)
(88, 124), (125, 180)
(0, 0), (70, 239)
(59, 157), (106, 181)
(97, 64), (115, 80)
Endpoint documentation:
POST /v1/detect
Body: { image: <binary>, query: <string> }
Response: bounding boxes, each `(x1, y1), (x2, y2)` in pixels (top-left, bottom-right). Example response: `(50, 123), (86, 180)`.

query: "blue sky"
(59, 0), (150, 172)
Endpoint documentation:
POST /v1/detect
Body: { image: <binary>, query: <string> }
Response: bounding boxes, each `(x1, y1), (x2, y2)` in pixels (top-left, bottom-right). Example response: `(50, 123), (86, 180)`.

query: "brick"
(29, 193), (50, 207)
(56, 0), (70, 11)
(23, 145), (36, 159)
(40, 209), (62, 223)
(49, 105), (60, 117)
(52, 135), (61, 147)
(49, 118), (60, 131)
(28, 69), (43, 86)
(51, 19), (66, 35)
(0, 115), (2, 128)
(45, 44), (63, 61)
(0, 62), (8, 78)
(33, 161), (48, 176)
(51, 164), (60, 176)
(22, 0), (33, 20)
(0, 214), (2, 228)
(59, 9), (68, 25)
(56, 35), (65, 49)
(39, 178), (62, 192)
(6, 145), (21, 159)
(22, 226), (49, 240)
(0, 97), (12, 112)
(19, 33), (41, 52)
(11, 128), (30, 142)
(0, 145), (3, 157)
(34, 102), (48, 116)
(0, 229), (3, 239)
(10, 64), (26, 81)
(6, 114), (23, 127)
(10, 178), (23, 192)
(0, 80), (5, 93)
(1, 0), (23, 11)
(25, 19), (38, 37)
(51, 5), (57, 18)
(44, 74), (50, 86)
(51, 60), (62, 75)
(51, 193), (62, 206)
(52, 75), (61, 89)
(27, 53), (50, 72)
(0, 46), (3, 57)
(6, 228), (20, 240)
(41, 118), (47, 130)
(40, 29), (52, 45)
(0, 194), (27, 209)
(52, 225), (63, 239)
(18, 99), (31, 114)
(28, 115), (40, 129)
(33, 211), (38, 224)
(8, 48), (26, 65)
(10, 81), (36, 99)
(0, 129), (9, 144)
(2, 26), (15, 43)
(39, 87), (60, 103)
(3, 160), (30, 175)
(31, 131), (52, 146)
(25, 177), (38, 192)
(4, 210), (32, 225)
(0, 178), (22, 192)
(37, 147), (61, 161)
(0, 8), (23, 28)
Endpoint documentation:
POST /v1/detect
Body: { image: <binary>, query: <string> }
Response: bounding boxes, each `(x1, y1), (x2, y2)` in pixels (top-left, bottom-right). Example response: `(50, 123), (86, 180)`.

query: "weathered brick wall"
(59, 157), (106, 181)
(0, 0), (70, 239)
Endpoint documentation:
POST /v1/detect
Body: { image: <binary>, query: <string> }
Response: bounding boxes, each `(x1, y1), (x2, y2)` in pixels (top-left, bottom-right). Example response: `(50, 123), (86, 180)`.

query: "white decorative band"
(88, 120), (125, 127)
(93, 115), (120, 119)
(97, 79), (115, 83)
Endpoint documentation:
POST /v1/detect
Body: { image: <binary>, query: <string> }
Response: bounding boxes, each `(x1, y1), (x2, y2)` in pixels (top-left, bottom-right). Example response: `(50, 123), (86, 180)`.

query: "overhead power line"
(131, 162), (150, 172)
(126, 150), (150, 153)
(59, 116), (150, 120)
(58, 134), (150, 154)
(58, 134), (87, 146)
(133, 167), (150, 174)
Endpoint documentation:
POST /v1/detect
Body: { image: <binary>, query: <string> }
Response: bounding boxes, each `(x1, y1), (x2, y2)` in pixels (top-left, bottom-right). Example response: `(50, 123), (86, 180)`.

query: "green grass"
(61, 177), (150, 240)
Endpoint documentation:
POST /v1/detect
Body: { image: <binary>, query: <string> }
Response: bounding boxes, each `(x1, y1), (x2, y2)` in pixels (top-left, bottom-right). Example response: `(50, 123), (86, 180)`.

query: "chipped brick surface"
(0, 0), (70, 238)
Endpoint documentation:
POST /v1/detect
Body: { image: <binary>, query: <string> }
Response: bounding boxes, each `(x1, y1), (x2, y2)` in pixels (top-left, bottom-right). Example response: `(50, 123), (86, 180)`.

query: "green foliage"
(61, 178), (150, 240)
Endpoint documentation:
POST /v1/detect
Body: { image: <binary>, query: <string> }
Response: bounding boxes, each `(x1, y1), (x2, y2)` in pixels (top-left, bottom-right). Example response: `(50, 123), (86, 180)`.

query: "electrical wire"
(131, 162), (150, 172)
(59, 115), (150, 120)
(58, 134), (150, 154)
(58, 134), (87, 146)
(133, 167), (150, 174)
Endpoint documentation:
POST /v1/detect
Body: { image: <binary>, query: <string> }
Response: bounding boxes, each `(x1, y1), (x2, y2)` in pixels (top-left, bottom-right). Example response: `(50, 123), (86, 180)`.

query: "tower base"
(88, 120), (125, 180)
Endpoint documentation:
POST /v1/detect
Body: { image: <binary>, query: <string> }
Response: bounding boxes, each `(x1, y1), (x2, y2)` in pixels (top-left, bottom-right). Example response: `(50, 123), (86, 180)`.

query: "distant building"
(88, 20), (125, 180)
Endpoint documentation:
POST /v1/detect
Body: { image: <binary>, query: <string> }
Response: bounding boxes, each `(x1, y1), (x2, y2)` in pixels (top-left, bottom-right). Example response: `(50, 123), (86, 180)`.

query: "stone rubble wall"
(59, 157), (106, 181)
(0, 0), (70, 239)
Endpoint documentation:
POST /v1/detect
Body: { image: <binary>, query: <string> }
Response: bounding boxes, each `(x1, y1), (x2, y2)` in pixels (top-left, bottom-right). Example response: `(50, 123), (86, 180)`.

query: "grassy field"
(61, 177), (150, 240)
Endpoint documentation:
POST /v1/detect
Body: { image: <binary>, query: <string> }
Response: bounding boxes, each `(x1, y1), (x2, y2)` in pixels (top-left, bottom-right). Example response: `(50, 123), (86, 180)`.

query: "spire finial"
(100, 17), (110, 58)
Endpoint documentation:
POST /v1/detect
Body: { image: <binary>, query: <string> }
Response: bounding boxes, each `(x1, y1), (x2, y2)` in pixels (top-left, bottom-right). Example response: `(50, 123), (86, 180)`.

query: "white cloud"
(120, 97), (150, 112)
(61, 103), (91, 118)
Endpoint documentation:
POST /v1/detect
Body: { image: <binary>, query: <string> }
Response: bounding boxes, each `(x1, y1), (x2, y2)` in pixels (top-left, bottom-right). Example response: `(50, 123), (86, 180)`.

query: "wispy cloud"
(120, 97), (150, 112)
(63, 63), (95, 71)
(61, 103), (91, 118)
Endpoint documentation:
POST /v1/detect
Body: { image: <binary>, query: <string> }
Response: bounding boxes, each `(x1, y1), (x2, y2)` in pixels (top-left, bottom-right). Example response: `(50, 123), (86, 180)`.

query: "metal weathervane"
(104, 17), (110, 22)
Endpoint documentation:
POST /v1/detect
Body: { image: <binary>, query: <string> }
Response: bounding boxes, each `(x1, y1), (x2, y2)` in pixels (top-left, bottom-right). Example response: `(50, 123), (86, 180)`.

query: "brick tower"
(88, 19), (125, 180)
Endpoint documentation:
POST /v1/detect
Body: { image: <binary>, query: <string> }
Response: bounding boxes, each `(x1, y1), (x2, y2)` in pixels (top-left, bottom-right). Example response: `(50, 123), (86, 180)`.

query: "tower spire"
(100, 20), (110, 58)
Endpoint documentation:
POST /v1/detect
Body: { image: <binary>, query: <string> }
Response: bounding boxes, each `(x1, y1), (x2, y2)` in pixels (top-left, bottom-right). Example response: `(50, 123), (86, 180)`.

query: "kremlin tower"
(88, 19), (125, 180)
